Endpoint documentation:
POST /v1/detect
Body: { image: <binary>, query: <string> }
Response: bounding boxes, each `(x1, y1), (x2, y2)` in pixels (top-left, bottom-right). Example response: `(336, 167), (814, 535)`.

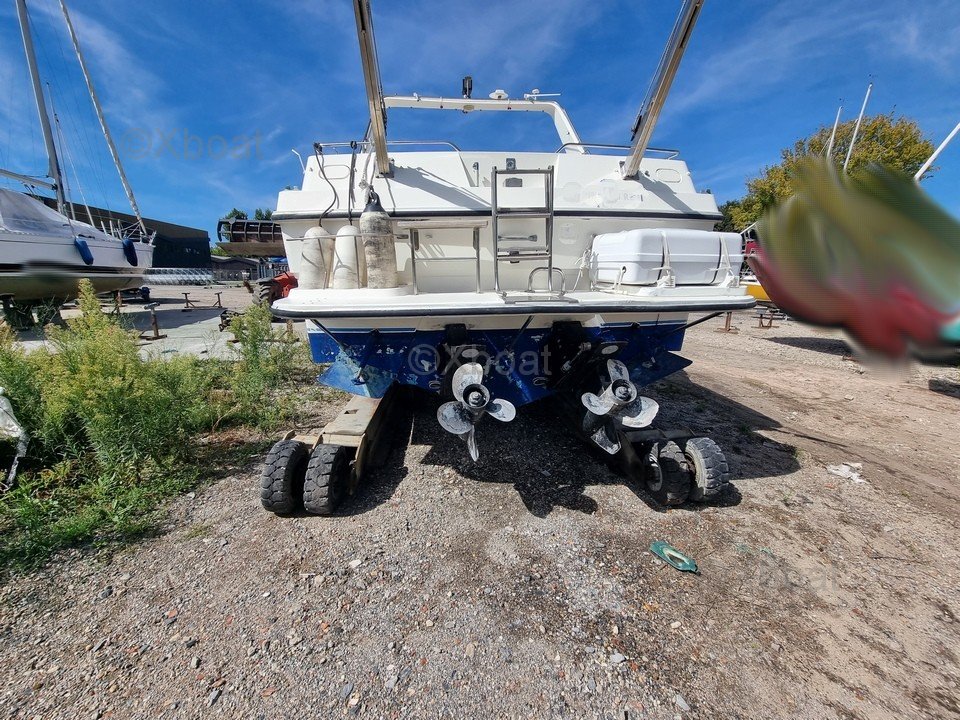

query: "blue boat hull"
(307, 321), (692, 408)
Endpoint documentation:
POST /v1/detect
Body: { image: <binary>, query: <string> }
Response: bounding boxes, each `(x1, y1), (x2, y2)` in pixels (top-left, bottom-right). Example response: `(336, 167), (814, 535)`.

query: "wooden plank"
(322, 395), (383, 440)
(323, 432), (364, 449)
(351, 387), (398, 490)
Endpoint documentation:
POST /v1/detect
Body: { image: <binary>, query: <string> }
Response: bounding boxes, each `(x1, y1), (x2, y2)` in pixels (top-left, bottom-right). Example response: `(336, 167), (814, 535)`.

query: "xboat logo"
(407, 345), (440, 376)
(120, 128), (264, 161)
(406, 344), (551, 378)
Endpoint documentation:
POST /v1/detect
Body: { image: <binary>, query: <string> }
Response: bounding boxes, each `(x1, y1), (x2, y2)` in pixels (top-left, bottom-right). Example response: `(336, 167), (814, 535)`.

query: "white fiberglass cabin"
(266, 0), (753, 463)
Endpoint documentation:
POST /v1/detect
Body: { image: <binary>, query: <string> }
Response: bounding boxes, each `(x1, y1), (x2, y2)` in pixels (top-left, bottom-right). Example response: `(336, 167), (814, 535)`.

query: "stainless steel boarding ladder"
(491, 166), (564, 297)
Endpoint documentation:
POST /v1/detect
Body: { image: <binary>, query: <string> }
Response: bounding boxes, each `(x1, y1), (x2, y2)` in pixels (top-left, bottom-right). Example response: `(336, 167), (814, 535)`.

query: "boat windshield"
(379, 96), (583, 153)
(386, 107), (563, 152)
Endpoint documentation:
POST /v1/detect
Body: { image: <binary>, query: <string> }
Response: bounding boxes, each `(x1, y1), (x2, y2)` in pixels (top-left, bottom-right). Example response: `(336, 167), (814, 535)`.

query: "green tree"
(210, 244), (229, 257)
(714, 200), (742, 232)
(223, 208), (248, 220)
(254, 208), (273, 221)
(726, 113), (935, 230)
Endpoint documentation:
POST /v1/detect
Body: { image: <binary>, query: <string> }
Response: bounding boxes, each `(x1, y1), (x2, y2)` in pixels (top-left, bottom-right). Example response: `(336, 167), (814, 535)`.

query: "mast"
(825, 102), (842, 158)
(353, 0), (390, 176)
(59, 0), (149, 237)
(15, 0), (66, 212)
(843, 81), (872, 172)
(914, 120), (960, 182)
(622, 0), (705, 178)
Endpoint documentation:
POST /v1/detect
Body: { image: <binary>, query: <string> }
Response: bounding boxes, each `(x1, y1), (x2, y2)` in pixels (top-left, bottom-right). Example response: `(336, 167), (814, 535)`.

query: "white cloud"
(28, 0), (175, 130)
(883, 4), (960, 77)
(667, 2), (887, 117)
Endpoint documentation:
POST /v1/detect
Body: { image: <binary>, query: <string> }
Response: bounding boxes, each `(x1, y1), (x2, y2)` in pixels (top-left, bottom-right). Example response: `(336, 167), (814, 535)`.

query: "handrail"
(312, 139), (678, 158)
(311, 139), (463, 154)
(556, 142), (680, 159)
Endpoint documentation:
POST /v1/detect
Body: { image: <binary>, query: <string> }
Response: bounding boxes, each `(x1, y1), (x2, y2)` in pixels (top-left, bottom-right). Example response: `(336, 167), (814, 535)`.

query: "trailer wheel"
(303, 444), (353, 516)
(683, 437), (730, 502)
(644, 441), (691, 506)
(260, 439), (309, 514)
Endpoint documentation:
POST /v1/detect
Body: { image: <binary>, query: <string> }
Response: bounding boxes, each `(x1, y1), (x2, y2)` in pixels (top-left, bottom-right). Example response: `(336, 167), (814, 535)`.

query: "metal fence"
(145, 268), (214, 286)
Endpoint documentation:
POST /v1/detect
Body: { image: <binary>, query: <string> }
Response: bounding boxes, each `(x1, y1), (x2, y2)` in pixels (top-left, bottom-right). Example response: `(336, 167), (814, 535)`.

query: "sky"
(1, 0), (959, 242)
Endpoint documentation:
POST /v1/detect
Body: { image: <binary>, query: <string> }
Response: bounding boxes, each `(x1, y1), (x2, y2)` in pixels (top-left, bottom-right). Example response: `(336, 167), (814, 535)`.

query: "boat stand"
(260, 385), (399, 515)
(181, 291), (224, 311)
(138, 302), (167, 341)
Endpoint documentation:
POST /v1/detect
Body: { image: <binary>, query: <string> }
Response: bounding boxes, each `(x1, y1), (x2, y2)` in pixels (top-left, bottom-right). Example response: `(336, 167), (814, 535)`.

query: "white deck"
(274, 286), (752, 330)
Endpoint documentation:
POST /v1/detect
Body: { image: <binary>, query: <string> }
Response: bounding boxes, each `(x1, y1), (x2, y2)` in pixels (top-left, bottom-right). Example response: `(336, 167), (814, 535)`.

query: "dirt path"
(1, 313), (958, 719)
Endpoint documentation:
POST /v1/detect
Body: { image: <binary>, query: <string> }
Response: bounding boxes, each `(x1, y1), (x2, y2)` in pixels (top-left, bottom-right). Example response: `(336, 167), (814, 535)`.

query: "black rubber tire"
(683, 437), (731, 502)
(303, 444), (353, 516)
(256, 280), (279, 307)
(644, 440), (691, 506)
(260, 439), (309, 514)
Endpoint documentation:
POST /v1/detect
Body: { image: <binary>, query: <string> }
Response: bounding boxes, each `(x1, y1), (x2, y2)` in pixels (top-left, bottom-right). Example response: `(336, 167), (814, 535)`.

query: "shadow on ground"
(766, 336), (851, 356)
(929, 377), (960, 399)
(345, 371), (799, 519)
(126, 307), (226, 333)
(9, 306), (226, 341)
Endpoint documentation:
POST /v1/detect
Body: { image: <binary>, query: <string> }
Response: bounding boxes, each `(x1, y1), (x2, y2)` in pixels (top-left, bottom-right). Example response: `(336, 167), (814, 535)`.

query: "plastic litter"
(0, 387), (28, 491)
(826, 462), (865, 484)
(650, 540), (699, 574)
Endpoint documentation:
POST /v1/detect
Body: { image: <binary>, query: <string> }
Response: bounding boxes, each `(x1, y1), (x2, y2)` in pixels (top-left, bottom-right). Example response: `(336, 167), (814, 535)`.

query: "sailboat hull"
(0, 190), (154, 302)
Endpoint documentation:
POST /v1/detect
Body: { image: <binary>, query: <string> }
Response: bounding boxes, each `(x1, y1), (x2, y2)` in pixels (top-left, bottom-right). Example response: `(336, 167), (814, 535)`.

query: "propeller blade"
(582, 391), (616, 416)
(590, 425), (621, 454)
(618, 396), (660, 428)
(437, 401), (474, 435)
(607, 358), (630, 382)
(486, 399), (516, 422)
(465, 427), (479, 461)
(452, 363), (484, 402)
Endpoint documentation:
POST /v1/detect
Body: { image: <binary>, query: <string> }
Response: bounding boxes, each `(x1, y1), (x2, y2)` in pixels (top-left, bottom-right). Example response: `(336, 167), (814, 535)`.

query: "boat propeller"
(437, 363), (516, 460)
(581, 359), (659, 454)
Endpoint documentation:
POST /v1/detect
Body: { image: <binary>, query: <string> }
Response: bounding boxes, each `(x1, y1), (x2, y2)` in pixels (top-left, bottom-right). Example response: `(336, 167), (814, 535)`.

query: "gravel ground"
(1, 312), (959, 719)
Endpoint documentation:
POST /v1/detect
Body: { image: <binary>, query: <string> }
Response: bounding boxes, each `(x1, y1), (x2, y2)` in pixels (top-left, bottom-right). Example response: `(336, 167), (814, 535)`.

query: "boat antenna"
(353, 0), (390, 177)
(58, 0), (150, 239)
(843, 81), (873, 172)
(914, 120), (960, 182)
(825, 101), (843, 158)
(15, 0), (67, 213)
(622, 0), (706, 178)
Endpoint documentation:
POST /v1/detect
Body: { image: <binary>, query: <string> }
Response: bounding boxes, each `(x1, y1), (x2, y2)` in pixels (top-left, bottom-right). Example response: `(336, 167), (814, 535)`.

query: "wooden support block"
(321, 395), (383, 446)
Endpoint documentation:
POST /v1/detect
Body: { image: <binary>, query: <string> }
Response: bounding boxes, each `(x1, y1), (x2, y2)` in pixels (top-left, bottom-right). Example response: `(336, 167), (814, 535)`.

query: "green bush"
(0, 282), (315, 571)
(227, 302), (313, 428)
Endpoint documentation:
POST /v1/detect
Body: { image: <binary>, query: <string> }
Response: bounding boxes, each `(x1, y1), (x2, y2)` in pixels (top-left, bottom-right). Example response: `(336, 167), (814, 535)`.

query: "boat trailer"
(259, 353), (731, 516)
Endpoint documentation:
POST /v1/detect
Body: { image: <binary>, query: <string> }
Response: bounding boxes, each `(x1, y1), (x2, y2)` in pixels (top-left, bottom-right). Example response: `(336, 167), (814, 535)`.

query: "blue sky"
(1, 0), (959, 241)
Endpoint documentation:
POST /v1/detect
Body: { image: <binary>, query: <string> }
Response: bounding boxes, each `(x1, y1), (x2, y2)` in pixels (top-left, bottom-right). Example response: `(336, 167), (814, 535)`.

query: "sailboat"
(241, 0), (755, 509)
(0, 0), (154, 327)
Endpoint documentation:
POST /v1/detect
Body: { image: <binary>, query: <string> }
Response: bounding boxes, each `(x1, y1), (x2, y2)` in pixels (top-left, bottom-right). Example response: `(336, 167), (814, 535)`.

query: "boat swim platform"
(271, 288), (756, 322)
